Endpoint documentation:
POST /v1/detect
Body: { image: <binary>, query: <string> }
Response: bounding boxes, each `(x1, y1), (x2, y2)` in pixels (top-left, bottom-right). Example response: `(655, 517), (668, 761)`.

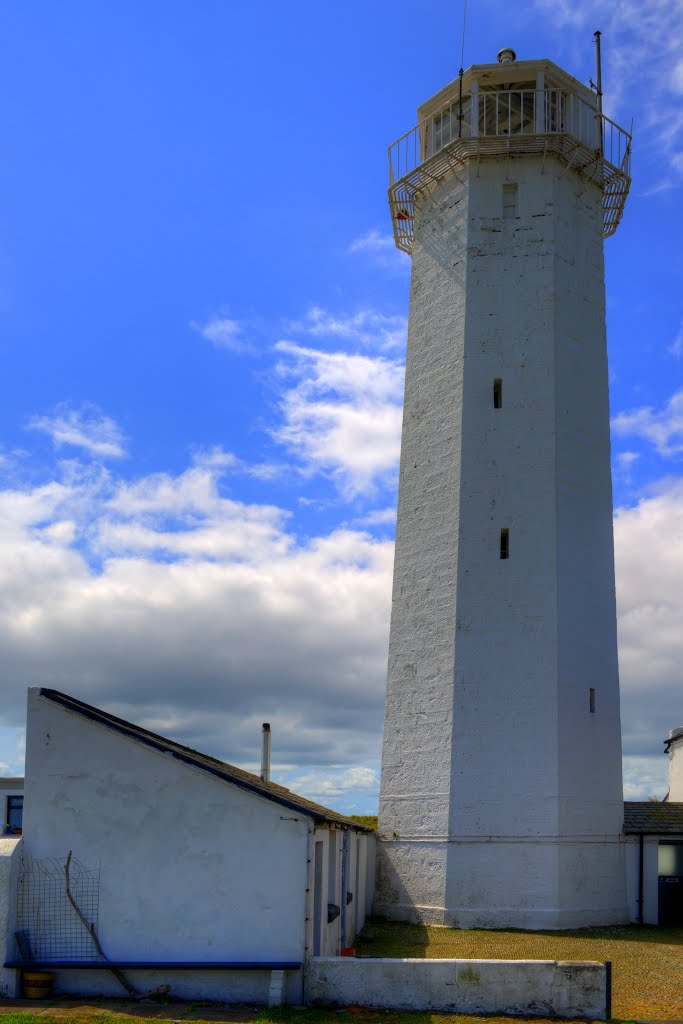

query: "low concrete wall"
(307, 957), (608, 1020)
(0, 838), (22, 998)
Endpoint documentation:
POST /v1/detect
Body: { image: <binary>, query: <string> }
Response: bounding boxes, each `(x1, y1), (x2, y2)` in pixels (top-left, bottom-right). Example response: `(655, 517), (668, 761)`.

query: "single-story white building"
(1, 691), (681, 1008)
(623, 726), (683, 927)
(0, 780), (23, 837)
(0, 687), (375, 1003)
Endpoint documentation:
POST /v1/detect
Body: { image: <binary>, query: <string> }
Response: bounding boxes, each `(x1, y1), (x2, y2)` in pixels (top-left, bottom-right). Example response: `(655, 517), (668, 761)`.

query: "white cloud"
(348, 231), (395, 256)
(281, 766), (379, 804)
(616, 451), (639, 469)
(669, 319), (683, 357)
(673, 58), (683, 96)
(191, 316), (254, 353)
(28, 404), (127, 459)
(612, 389), (683, 456)
(532, 0), (683, 181)
(347, 230), (409, 275)
(615, 477), (683, 761)
(289, 306), (407, 352)
(272, 341), (404, 498)
(0, 455), (393, 812)
(623, 756), (669, 801)
(1, 439), (683, 807)
(354, 507), (397, 527)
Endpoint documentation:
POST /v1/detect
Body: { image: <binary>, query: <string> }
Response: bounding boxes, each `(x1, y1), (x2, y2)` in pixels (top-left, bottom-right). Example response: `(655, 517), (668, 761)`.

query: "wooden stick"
(64, 851), (137, 997)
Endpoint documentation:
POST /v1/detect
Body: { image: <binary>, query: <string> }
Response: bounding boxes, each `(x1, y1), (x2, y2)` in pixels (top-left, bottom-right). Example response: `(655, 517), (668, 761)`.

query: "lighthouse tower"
(376, 49), (632, 928)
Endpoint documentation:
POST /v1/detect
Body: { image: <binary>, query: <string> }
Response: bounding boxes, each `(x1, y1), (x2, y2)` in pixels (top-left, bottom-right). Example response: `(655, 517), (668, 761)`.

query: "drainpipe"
(638, 833), (644, 924)
(260, 723), (271, 783)
(303, 824), (315, 1006)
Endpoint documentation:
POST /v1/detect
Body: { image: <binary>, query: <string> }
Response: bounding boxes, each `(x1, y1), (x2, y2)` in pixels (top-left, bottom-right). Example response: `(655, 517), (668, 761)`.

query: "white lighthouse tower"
(376, 48), (632, 929)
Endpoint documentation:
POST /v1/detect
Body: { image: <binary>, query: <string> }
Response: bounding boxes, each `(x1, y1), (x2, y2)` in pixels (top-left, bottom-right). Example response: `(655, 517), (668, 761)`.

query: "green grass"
(357, 917), (683, 1020)
(0, 920), (680, 1023)
(0, 1017), (124, 1024)
(348, 817), (377, 830)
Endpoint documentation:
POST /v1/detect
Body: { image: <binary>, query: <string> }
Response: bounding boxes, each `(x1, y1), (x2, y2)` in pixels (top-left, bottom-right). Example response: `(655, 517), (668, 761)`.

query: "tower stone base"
(374, 838), (629, 929)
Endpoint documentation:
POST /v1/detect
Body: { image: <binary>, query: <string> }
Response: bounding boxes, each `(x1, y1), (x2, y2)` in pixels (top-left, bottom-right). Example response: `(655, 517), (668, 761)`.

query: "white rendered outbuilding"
(377, 52), (632, 928)
(0, 688), (374, 1002)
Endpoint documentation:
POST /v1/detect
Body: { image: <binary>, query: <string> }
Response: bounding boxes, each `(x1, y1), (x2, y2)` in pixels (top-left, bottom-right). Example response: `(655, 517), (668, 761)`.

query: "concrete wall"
(668, 732), (683, 800)
(20, 690), (319, 1002)
(0, 838), (22, 998)
(377, 151), (627, 927)
(307, 957), (609, 1019)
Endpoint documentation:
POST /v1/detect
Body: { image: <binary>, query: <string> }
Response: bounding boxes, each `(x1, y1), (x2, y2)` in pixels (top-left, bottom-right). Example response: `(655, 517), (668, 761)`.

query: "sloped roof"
(38, 689), (372, 831)
(624, 801), (683, 834)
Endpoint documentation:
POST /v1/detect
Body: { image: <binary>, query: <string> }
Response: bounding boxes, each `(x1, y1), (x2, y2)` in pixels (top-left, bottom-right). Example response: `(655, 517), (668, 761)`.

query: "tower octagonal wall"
(376, 152), (628, 929)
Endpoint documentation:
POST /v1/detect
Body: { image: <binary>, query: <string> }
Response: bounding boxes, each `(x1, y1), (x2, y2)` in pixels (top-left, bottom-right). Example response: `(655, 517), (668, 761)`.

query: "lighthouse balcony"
(388, 86), (632, 252)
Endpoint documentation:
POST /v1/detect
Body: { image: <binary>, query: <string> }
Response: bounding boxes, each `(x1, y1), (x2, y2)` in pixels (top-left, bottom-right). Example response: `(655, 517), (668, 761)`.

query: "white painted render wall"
(0, 837), (21, 998)
(19, 690), (362, 1002)
(624, 836), (659, 925)
(308, 957), (609, 1019)
(377, 154), (627, 928)
(668, 731), (683, 800)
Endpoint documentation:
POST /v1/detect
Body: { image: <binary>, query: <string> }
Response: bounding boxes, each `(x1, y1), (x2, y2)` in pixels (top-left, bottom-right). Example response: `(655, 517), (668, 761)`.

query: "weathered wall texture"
(0, 837), (21, 998)
(17, 690), (370, 1002)
(377, 154), (627, 928)
(668, 732), (683, 800)
(307, 957), (609, 1019)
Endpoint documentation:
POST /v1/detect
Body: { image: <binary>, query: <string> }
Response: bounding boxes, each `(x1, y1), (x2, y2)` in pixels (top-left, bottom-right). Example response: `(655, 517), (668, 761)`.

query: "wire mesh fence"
(16, 851), (101, 962)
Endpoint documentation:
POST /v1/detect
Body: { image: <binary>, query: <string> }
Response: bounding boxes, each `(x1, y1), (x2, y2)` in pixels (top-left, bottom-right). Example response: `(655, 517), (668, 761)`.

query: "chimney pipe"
(260, 722), (271, 783)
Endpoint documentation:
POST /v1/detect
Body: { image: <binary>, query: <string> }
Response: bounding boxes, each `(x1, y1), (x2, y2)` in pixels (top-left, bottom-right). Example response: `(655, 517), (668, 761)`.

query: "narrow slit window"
(493, 378), (503, 408)
(503, 182), (518, 219)
(589, 688), (596, 713)
(500, 528), (509, 559)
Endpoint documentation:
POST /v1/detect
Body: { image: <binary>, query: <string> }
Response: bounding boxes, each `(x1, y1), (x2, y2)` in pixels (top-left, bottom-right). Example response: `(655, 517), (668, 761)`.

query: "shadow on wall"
(357, 916), (430, 958)
(415, 184), (469, 279)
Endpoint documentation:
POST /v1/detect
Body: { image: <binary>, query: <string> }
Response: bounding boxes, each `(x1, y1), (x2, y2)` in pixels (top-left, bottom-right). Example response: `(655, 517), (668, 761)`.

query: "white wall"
(377, 152), (627, 927)
(21, 690), (312, 1002)
(625, 835), (672, 925)
(307, 957), (609, 1019)
(668, 733), (683, 800)
(0, 837), (22, 998)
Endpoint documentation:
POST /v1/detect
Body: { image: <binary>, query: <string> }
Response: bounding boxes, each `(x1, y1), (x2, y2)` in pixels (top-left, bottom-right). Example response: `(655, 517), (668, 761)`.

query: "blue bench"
(4, 960), (302, 1007)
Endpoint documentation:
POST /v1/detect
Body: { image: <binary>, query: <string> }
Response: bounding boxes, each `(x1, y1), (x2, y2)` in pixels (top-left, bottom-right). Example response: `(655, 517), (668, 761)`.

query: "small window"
(500, 528), (509, 559)
(589, 688), (596, 713)
(493, 378), (503, 408)
(503, 182), (518, 219)
(6, 795), (23, 833)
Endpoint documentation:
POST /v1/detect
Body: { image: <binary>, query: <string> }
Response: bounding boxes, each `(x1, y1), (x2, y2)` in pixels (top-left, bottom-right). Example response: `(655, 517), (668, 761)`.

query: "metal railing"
(389, 88), (631, 186)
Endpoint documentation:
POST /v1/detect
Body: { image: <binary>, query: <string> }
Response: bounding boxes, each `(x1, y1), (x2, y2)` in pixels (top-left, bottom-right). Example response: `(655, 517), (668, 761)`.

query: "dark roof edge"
(664, 727), (683, 752)
(37, 689), (372, 831)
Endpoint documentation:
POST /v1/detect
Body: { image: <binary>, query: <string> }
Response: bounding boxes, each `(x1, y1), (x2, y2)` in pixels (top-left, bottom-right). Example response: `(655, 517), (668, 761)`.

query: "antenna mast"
(593, 30), (604, 156)
(457, 0), (468, 138)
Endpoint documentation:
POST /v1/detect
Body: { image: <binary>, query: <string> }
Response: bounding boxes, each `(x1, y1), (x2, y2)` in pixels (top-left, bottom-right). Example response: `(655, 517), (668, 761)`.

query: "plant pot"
(22, 971), (54, 999)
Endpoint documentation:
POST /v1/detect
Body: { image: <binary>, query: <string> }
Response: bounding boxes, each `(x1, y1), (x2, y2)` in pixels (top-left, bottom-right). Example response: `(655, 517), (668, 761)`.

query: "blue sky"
(0, 0), (681, 812)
